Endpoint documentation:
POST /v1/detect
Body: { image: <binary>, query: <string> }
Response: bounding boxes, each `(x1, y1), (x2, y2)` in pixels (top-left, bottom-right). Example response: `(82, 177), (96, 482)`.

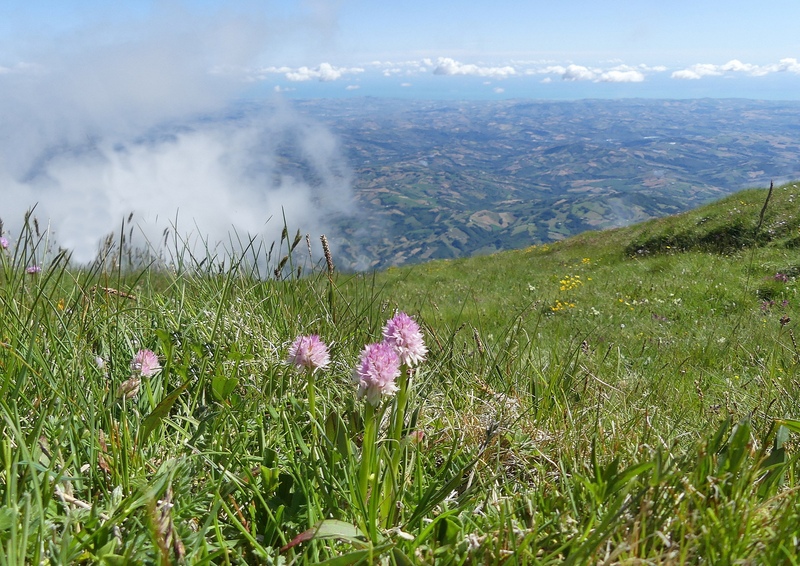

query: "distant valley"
(296, 98), (800, 270)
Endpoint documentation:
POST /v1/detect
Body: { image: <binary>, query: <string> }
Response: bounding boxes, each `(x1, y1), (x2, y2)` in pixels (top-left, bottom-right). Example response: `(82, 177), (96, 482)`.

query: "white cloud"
(671, 69), (702, 80)
(535, 65), (566, 76)
(284, 62), (364, 82)
(432, 57), (516, 78)
(493, 87), (505, 93)
(345, 84), (360, 90)
(562, 64), (600, 81)
(611, 63), (667, 74)
(400, 82), (412, 87)
(0, 6), (354, 265)
(255, 63), (364, 82)
(671, 63), (724, 80)
(6, 116), (353, 264)
(672, 58), (800, 79)
(367, 59), (430, 77)
(720, 59), (757, 73)
(361, 58), (664, 84)
(771, 57), (800, 73)
(599, 70), (645, 83)
(530, 62), (652, 83)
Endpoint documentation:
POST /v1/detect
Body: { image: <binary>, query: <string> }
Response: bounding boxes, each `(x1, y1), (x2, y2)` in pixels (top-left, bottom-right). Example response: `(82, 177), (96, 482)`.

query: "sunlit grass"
(1, 182), (800, 563)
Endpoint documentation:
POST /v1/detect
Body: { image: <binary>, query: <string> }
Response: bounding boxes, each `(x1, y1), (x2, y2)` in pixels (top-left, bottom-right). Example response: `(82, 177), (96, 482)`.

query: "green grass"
(2, 182), (800, 564)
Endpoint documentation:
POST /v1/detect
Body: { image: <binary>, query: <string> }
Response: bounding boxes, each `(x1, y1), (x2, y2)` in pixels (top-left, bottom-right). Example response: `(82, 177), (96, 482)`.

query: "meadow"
(1, 182), (800, 564)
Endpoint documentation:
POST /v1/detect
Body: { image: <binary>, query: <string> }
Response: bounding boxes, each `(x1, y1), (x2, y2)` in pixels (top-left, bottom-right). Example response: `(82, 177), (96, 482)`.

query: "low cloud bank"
(255, 56), (800, 88)
(672, 58), (800, 80)
(0, 4), (354, 265)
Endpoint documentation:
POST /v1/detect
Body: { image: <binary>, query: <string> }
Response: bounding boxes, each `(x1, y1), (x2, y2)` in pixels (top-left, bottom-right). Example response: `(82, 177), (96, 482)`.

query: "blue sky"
(2, 0), (800, 100)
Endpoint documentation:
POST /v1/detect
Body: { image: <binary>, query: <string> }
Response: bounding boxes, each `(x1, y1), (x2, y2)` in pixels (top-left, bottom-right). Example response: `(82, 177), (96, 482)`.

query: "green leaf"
(281, 520), (372, 554)
(314, 550), (373, 566)
(314, 543), (394, 566)
(100, 555), (128, 566)
(775, 424), (790, 450)
(0, 507), (16, 532)
(211, 373), (238, 402)
(775, 418), (800, 435)
(718, 418), (752, 475)
(313, 519), (369, 543)
(608, 461), (654, 494)
(139, 381), (191, 446)
(758, 425), (790, 497)
(260, 466), (280, 496)
(435, 516), (461, 546)
(392, 547), (416, 566)
(406, 463), (473, 529)
(709, 417), (732, 453)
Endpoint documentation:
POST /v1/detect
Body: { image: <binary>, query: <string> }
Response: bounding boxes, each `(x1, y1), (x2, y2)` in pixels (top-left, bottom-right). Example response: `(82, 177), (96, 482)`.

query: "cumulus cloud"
(672, 58), (800, 79)
(366, 58), (663, 84)
(534, 65), (566, 76)
(536, 63), (647, 83)
(433, 57), (516, 78)
(0, 5), (354, 265)
(671, 63), (724, 80)
(775, 58), (800, 73)
(562, 64), (600, 81)
(368, 60), (429, 76)
(598, 70), (644, 83)
(286, 62), (364, 82)
(720, 59), (759, 74)
(257, 62), (364, 82)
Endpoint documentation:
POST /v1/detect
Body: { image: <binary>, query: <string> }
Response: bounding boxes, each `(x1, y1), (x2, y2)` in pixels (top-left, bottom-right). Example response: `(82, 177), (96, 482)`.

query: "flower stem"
(358, 401), (378, 539)
(359, 402), (376, 499)
(389, 365), (411, 444)
(307, 369), (316, 422)
(382, 365), (412, 526)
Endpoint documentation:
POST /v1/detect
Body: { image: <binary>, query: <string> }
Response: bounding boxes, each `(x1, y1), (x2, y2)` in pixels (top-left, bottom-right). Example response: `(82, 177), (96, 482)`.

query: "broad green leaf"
(314, 542), (394, 566)
(211, 373), (238, 402)
(392, 547), (415, 566)
(139, 381), (191, 445)
(0, 507), (15, 532)
(776, 418), (800, 435)
(260, 466), (280, 495)
(281, 520), (372, 554)
(313, 519), (369, 543)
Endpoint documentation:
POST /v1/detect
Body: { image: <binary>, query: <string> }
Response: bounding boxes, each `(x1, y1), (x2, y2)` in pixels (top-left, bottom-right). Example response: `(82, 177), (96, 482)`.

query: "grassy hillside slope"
(0, 181), (799, 563)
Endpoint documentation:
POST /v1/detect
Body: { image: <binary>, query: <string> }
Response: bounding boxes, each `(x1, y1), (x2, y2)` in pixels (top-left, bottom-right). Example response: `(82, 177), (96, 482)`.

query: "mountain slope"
(352, 181), (800, 365)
